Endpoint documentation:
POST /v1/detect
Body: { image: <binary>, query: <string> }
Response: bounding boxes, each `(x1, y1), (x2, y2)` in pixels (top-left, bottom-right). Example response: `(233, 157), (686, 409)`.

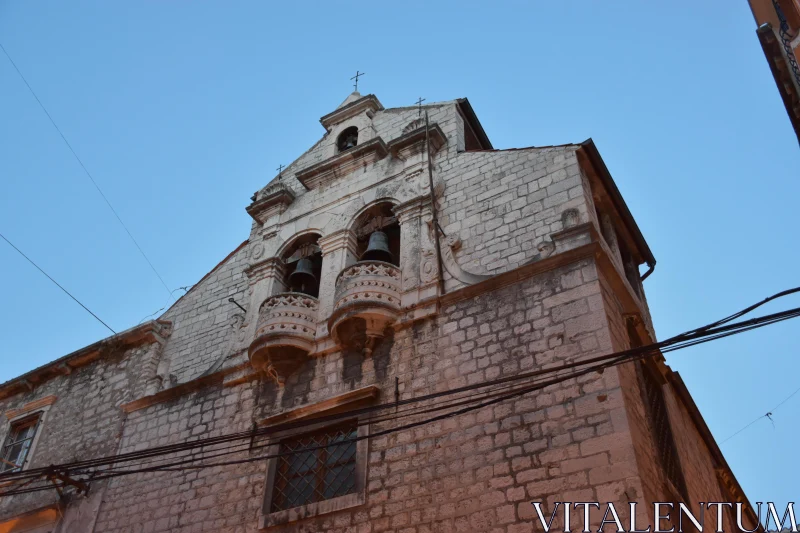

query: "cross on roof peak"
(350, 71), (365, 92)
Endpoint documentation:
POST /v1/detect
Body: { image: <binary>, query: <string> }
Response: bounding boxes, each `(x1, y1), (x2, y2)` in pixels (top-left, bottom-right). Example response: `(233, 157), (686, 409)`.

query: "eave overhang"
(456, 98), (493, 149)
(320, 94), (383, 131)
(0, 320), (172, 401)
(578, 139), (656, 271)
(756, 23), (800, 144)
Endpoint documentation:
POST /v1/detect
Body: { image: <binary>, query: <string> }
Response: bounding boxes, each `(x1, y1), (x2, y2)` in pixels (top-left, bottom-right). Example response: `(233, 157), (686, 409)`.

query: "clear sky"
(1, 0), (798, 513)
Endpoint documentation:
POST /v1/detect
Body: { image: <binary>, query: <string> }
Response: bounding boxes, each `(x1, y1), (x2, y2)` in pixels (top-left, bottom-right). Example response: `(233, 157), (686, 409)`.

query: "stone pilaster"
(316, 230), (358, 339)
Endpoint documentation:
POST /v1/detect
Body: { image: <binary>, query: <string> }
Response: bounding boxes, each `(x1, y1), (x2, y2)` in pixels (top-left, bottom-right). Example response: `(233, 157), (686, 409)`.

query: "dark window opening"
(271, 423), (358, 512)
(1, 414), (41, 473)
(636, 360), (689, 501)
(337, 127), (358, 152)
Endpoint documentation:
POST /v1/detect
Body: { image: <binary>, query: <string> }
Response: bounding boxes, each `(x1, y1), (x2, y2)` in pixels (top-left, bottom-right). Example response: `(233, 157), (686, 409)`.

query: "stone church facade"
(0, 93), (757, 533)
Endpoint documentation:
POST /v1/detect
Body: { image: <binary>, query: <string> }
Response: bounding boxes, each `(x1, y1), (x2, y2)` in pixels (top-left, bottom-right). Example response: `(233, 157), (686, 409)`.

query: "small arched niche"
(280, 233), (323, 297)
(352, 202), (400, 267)
(337, 126), (358, 153)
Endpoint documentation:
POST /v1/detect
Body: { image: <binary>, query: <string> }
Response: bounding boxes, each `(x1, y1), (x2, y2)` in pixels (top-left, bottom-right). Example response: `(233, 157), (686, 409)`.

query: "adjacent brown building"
(749, 0), (800, 141)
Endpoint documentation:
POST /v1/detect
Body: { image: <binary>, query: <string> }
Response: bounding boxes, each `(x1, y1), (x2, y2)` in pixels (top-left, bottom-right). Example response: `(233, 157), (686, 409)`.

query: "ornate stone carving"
(402, 119), (425, 135)
(420, 249), (437, 284)
(248, 292), (319, 386)
(328, 261), (402, 355)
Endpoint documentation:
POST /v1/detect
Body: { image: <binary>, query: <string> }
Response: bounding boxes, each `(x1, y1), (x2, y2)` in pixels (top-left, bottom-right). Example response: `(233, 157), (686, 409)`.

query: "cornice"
(319, 94), (383, 131)
(246, 181), (295, 224)
(295, 138), (389, 190)
(0, 320), (172, 401)
(386, 123), (447, 160)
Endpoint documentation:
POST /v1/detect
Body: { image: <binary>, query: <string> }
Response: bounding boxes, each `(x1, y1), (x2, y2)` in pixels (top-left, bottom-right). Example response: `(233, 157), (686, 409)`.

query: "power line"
(1, 287), (798, 496)
(0, 42), (174, 301)
(720, 383), (800, 444)
(0, 232), (115, 334)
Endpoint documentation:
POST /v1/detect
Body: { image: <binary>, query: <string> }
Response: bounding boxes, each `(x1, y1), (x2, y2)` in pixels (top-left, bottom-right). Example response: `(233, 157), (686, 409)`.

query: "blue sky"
(1, 0), (798, 511)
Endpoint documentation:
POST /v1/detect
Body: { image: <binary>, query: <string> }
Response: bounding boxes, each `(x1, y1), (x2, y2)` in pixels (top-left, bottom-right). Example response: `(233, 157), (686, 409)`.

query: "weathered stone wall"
(160, 244), (250, 384)
(0, 95), (751, 533)
(0, 345), (150, 521)
(84, 258), (650, 533)
(437, 146), (588, 279)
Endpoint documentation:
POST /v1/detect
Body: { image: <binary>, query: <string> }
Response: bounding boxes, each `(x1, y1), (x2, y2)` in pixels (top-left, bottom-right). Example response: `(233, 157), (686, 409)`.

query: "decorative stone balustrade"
(328, 261), (402, 355)
(248, 292), (319, 384)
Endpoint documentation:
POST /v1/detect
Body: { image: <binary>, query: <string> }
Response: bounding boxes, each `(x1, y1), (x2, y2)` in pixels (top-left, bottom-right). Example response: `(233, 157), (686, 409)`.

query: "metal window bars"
(639, 365), (689, 501)
(772, 0), (800, 87)
(271, 424), (358, 512)
(1, 415), (41, 473)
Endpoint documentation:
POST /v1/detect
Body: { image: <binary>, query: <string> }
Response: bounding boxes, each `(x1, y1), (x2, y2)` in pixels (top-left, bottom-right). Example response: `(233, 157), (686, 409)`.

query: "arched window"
(337, 126), (358, 152)
(280, 234), (323, 298)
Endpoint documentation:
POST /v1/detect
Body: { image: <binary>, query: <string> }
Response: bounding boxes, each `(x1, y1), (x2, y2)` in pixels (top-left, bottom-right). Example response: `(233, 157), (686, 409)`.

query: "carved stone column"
(317, 230), (358, 341)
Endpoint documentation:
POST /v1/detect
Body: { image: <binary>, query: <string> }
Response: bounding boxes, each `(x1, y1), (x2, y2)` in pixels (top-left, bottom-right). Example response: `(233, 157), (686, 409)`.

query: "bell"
(360, 231), (394, 263)
(288, 257), (317, 294)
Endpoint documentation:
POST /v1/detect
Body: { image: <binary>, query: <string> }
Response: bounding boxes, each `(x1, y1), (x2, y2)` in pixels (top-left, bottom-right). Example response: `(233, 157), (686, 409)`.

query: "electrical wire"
(720, 383), (800, 444)
(0, 42), (174, 301)
(0, 231), (115, 334)
(1, 288), (798, 496)
(4, 299), (799, 485)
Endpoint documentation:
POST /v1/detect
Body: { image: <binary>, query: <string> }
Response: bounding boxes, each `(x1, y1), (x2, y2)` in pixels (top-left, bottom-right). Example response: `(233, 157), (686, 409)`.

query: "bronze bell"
(288, 257), (317, 294)
(360, 231), (394, 263)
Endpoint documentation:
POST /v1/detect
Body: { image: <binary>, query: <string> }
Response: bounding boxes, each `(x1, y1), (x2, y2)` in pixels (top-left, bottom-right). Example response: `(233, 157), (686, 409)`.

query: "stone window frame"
(0, 396), (56, 476)
(258, 386), (377, 529)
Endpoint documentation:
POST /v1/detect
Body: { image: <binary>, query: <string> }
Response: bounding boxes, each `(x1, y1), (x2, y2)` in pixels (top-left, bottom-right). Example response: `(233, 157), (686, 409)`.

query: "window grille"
(1, 414), (41, 473)
(639, 364), (689, 500)
(271, 424), (358, 512)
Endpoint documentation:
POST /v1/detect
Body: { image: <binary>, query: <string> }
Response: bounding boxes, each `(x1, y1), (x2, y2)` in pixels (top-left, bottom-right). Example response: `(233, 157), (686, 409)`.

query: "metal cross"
(414, 97), (426, 116)
(351, 71), (365, 91)
(276, 164), (284, 180)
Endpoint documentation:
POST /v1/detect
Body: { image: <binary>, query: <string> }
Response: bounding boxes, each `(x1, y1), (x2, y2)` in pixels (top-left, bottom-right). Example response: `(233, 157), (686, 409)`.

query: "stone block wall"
(437, 146), (588, 280)
(0, 345), (151, 521)
(160, 244), (250, 384)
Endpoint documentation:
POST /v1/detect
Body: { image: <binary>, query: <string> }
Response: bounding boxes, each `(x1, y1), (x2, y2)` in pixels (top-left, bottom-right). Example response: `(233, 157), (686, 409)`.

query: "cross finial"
(351, 71), (365, 92)
(276, 164), (284, 180)
(414, 97), (426, 116)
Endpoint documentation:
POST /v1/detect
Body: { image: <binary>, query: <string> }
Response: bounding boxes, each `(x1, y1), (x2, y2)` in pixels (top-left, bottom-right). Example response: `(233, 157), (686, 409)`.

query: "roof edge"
(579, 139), (656, 268)
(456, 98), (493, 150)
(0, 319), (172, 401)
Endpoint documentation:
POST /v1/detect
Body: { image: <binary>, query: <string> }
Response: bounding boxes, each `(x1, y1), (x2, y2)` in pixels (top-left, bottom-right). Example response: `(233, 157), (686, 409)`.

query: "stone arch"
(348, 198), (402, 267)
(274, 230), (324, 297)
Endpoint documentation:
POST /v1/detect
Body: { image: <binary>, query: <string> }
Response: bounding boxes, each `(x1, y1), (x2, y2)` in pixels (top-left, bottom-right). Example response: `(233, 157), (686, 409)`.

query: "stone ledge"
(4, 395), (57, 421)
(295, 138), (389, 190)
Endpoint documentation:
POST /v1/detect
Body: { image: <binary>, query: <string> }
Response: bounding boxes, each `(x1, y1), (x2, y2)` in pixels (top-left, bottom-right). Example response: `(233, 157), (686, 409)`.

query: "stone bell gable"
(0, 91), (758, 533)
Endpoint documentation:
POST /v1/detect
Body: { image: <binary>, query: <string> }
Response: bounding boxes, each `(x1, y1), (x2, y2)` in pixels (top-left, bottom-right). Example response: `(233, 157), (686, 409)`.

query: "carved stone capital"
(246, 257), (285, 282)
(393, 196), (430, 225)
(318, 230), (358, 256)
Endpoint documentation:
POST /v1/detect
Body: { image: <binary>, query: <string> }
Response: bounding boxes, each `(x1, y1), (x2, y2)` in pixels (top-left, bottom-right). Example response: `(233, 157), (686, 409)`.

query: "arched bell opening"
(337, 126), (358, 153)
(280, 234), (323, 297)
(353, 202), (400, 267)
